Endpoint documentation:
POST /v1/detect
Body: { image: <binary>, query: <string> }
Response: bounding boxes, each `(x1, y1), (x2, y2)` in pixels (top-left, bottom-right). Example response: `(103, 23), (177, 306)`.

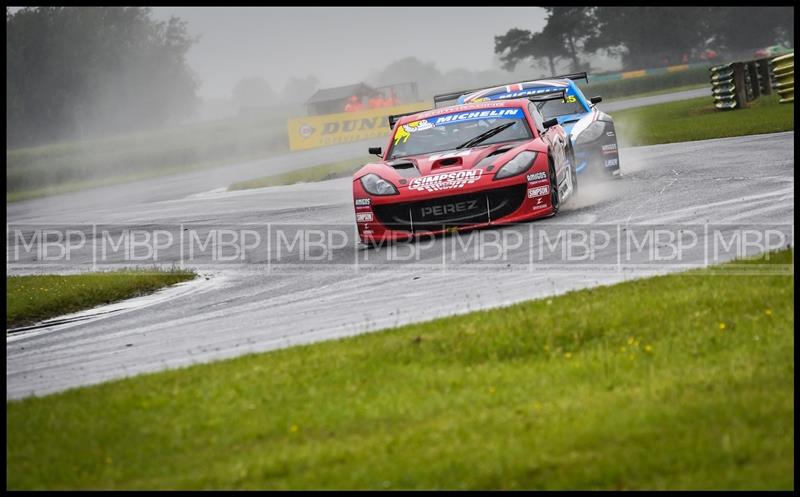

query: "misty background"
(8, 6), (794, 147)
(5, 6), (793, 201)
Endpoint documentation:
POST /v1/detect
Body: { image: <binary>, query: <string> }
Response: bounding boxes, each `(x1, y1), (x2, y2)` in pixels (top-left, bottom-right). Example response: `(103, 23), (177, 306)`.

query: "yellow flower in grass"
(564, 352), (572, 359)
(765, 309), (773, 316)
(719, 322), (726, 331)
(289, 424), (299, 433)
(644, 344), (653, 353)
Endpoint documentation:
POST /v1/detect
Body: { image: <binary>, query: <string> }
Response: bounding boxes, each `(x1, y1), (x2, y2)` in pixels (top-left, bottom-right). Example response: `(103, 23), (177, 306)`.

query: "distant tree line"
(364, 56), (536, 100)
(495, 7), (794, 74)
(7, 7), (199, 148)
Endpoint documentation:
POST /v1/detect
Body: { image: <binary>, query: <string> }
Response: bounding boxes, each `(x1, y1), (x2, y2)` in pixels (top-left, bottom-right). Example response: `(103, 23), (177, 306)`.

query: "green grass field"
(6, 269), (196, 329)
(6, 249), (793, 489)
(578, 65), (712, 101)
(228, 155), (374, 191)
(614, 94), (794, 147)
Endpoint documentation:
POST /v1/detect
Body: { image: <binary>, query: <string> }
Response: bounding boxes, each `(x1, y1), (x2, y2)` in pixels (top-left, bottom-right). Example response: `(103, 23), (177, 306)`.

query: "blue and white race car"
(434, 72), (620, 178)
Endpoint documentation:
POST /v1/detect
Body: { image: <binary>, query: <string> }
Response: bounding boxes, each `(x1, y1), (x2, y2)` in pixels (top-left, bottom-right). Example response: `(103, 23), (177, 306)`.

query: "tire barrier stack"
(710, 57), (783, 110)
(710, 62), (745, 110)
(744, 58), (773, 101)
(771, 52), (794, 104)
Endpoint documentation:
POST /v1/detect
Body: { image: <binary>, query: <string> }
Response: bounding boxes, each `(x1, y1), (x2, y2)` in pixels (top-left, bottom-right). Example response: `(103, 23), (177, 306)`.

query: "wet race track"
(6, 91), (794, 399)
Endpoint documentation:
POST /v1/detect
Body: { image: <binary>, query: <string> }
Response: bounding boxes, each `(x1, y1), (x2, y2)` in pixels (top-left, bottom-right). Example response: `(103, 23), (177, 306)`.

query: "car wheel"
(567, 142), (578, 199)
(549, 155), (560, 215)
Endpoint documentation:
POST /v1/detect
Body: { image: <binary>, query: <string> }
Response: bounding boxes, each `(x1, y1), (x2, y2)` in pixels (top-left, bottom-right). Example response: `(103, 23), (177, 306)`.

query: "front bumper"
(354, 180), (554, 244)
(574, 126), (620, 177)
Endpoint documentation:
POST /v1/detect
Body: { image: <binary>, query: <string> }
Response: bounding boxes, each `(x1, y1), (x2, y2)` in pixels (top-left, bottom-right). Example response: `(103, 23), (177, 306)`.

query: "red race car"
(353, 91), (578, 244)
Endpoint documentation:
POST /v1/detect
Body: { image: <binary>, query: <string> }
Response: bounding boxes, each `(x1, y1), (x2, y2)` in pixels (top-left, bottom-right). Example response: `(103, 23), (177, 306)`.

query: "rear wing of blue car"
(433, 72), (588, 108)
(387, 89), (568, 129)
(523, 89), (568, 102)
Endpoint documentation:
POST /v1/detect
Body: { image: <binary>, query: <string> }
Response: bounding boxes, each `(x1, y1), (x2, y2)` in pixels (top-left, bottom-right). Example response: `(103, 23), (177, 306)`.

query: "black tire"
(567, 142), (578, 199)
(606, 122), (621, 177)
(549, 155), (560, 215)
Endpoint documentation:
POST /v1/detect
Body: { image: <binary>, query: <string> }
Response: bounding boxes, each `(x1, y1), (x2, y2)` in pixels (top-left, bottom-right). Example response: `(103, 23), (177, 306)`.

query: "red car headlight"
(360, 173), (399, 196)
(494, 151), (538, 180)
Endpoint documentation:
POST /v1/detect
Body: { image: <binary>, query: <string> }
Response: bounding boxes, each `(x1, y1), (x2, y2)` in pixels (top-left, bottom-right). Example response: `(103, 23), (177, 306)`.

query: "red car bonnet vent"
(386, 160), (420, 178)
(432, 156), (463, 169)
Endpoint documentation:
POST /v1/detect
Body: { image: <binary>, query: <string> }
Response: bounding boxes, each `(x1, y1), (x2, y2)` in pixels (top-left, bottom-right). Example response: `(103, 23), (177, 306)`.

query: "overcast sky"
(150, 7), (547, 99)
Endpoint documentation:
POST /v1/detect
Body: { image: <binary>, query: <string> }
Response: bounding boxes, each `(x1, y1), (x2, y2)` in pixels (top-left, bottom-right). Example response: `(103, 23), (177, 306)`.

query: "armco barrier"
(771, 52), (794, 104)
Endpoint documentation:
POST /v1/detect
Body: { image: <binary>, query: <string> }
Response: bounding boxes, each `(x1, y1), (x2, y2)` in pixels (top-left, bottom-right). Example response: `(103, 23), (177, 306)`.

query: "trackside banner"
(287, 102), (430, 151)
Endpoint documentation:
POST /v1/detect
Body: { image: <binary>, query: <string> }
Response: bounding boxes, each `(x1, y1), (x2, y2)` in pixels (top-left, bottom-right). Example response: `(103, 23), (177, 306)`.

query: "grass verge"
(6, 249), (794, 489)
(6, 269), (196, 329)
(602, 83), (708, 103)
(6, 157), (259, 203)
(228, 155), (373, 191)
(614, 93), (794, 147)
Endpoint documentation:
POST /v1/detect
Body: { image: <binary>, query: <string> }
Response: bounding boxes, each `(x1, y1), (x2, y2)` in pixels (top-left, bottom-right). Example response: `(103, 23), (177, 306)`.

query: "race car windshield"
(388, 107), (532, 159)
(534, 94), (588, 119)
